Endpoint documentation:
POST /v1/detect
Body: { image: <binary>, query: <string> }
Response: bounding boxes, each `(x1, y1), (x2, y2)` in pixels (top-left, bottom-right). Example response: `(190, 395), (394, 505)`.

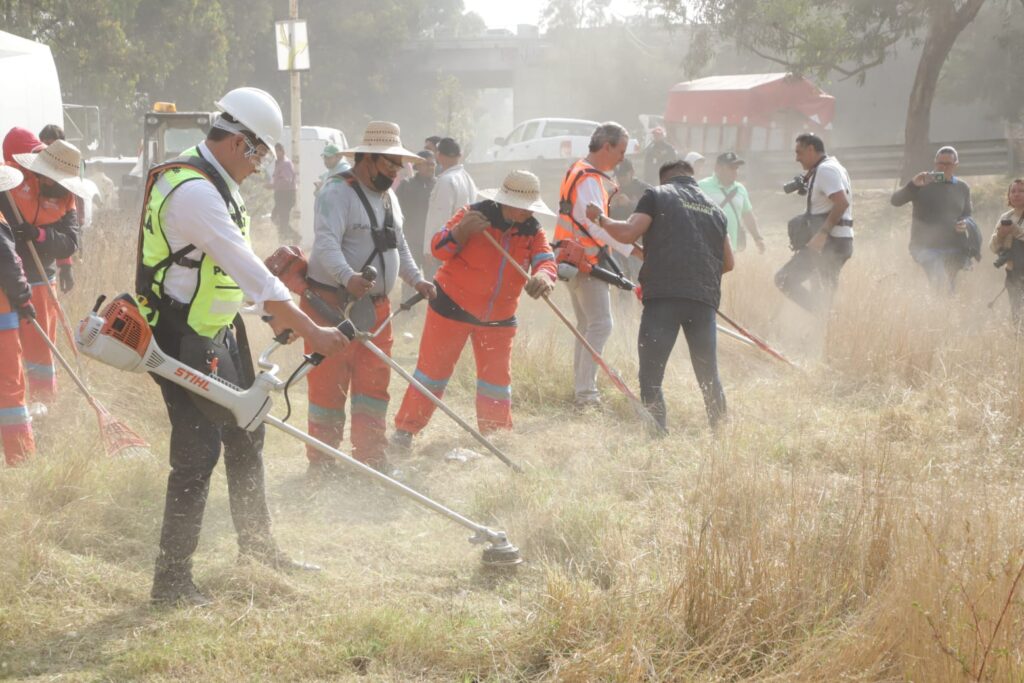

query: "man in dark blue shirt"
(890, 145), (974, 293)
(586, 159), (734, 431)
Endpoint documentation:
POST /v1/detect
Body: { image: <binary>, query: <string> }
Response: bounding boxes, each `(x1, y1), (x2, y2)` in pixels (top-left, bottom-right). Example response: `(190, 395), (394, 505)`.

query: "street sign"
(275, 20), (310, 71)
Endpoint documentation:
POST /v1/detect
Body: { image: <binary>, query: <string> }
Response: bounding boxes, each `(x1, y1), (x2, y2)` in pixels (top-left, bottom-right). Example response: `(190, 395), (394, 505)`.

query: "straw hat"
(12, 140), (88, 198)
(0, 165), (24, 194)
(478, 170), (554, 216)
(341, 121), (422, 164)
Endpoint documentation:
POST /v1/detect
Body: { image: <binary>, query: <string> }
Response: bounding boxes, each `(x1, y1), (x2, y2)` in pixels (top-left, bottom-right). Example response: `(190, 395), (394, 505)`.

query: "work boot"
(306, 458), (344, 484)
(151, 567), (212, 607)
(239, 544), (321, 573)
(388, 429), (413, 453)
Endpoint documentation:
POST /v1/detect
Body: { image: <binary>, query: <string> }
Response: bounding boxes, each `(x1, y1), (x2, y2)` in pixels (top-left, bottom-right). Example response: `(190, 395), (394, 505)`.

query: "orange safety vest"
(553, 159), (616, 265)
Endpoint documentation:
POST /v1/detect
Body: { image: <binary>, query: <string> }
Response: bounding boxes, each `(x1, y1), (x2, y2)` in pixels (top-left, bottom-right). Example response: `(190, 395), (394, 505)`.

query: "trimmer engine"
(76, 294), (274, 431)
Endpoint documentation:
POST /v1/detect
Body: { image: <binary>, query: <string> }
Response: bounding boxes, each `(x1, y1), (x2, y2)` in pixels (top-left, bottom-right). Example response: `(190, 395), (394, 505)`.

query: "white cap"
(684, 151), (705, 165)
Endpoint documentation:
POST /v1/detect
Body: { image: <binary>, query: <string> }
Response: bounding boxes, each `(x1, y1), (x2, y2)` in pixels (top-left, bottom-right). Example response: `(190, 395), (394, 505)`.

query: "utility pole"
(289, 0), (302, 229)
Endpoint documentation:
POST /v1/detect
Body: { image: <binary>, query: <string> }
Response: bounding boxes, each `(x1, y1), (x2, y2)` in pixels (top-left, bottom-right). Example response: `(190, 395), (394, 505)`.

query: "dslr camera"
(783, 174), (808, 195)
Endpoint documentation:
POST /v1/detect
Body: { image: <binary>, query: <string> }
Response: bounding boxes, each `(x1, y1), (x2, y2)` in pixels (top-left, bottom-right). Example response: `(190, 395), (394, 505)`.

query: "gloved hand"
(524, 274), (554, 299)
(451, 210), (489, 245)
(58, 263), (74, 293)
(12, 221), (40, 243)
(15, 301), (35, 321)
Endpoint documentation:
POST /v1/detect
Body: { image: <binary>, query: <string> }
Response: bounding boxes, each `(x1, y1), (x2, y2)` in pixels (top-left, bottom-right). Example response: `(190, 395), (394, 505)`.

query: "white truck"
(486, 117), (639, 162)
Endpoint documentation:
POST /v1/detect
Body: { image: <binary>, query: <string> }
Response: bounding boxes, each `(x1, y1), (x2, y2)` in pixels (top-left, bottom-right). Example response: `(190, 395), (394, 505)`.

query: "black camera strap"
(803, 155), (827, 218)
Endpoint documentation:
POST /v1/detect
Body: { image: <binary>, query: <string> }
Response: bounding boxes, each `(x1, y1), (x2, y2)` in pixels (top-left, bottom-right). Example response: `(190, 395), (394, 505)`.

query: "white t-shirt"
(809, 156), (853, 238)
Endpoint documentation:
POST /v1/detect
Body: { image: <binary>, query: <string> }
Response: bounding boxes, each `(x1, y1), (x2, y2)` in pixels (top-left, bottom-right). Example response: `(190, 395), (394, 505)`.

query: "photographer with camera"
(774, 133), (853, 315)
(989, 178), (1024, 326)
(890, 146), (975, 293)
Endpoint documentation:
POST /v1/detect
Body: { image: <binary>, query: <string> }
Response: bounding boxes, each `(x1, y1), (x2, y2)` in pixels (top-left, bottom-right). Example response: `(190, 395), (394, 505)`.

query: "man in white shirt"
(138, 87), (349, 607)
(774, 133), (853, 314)
(423, 137), (477, 279)
(553, 122), (639, 408)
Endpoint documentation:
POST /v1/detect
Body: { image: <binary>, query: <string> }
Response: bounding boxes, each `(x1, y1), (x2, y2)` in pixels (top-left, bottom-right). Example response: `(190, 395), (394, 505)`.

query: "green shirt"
(698, 175), (753, 245)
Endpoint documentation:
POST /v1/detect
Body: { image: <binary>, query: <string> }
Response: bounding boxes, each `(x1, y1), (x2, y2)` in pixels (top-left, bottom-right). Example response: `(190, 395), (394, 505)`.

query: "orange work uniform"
(0, 216), (35, 465)
(395, 200), (556, 434)
(1, 164), (79, 405)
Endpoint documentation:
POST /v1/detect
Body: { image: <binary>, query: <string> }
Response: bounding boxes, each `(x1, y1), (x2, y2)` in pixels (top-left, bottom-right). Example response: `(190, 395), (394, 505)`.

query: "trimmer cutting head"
(481, 537), (523, 570)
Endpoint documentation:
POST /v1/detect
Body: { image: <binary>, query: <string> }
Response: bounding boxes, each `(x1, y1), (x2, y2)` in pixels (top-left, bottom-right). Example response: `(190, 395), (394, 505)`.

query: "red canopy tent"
(663, 73), (835, 153)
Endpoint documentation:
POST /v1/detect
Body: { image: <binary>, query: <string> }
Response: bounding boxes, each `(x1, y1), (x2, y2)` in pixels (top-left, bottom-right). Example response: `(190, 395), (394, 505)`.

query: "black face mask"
(40, 182), (70, 199)
(370, 172), (394, 192)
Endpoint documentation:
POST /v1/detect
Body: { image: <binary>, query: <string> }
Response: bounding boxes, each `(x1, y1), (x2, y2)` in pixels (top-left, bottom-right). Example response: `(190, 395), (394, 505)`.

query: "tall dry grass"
(0, 182), (1022, 680)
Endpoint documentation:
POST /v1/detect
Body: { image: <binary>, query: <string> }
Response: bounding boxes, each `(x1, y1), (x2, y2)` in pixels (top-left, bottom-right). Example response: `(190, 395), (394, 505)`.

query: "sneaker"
(151, 575), (212, 607)
(239, 546), (321, 573)
(572, 395), (602, 411)
(388, 429), (413, 453)
(27, 402), (48, 420)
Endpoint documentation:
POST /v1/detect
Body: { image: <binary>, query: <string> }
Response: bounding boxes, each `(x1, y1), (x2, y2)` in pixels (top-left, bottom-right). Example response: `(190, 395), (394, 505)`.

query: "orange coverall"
(395, 200), (556, 434)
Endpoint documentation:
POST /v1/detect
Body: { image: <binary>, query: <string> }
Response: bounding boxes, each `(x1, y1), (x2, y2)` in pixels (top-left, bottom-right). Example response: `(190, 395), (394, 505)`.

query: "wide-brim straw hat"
(478, 170), (554, 216)
(12, 140), (89, 198)
(0, 165), (24, 194)
(341, 121), (422, 164)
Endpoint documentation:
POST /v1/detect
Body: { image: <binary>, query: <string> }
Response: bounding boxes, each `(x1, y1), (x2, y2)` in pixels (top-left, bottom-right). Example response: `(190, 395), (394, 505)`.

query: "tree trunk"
(900, 0), (987, 181)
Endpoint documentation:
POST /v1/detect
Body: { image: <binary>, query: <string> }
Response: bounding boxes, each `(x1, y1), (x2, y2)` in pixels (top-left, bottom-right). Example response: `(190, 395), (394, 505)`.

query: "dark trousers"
(272, 190), (297, 240)
(774, 236), (853, 313)
(152, 322), (274, 579)
(1008, 277), (1024, 329)
(638, 298), (726, 429)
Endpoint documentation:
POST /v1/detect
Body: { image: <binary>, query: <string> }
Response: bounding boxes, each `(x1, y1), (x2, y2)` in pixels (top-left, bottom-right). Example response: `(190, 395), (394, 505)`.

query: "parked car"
(486, 118), (637, 162)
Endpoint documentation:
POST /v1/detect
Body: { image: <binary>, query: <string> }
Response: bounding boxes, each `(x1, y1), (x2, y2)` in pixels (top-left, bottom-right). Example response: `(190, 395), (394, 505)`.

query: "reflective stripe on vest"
(138, 147), (250, 338)
(553, 160), (613, 263)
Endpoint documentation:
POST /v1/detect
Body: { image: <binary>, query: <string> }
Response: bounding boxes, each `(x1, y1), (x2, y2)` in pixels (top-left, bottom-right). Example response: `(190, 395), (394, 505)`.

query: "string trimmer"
(75, 293), (523, 570)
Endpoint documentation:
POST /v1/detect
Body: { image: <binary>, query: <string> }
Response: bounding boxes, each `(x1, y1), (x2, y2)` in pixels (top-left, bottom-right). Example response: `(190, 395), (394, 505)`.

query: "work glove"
(58, 263), (74, 293)
(15, 301), (35, 321)
(524, 274), (555, 299)
(451, 210), (489, 245)
(12, 221), (40, 243)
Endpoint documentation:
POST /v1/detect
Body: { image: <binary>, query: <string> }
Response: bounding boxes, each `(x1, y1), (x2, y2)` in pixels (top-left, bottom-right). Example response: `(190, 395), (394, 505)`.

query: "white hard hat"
(214, 87), (284, 152)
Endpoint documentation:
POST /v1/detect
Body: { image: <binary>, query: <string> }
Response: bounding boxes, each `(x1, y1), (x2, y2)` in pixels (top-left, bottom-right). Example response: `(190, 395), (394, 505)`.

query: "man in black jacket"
(891, 145), (974, 293)
(586, 159), (734, 430)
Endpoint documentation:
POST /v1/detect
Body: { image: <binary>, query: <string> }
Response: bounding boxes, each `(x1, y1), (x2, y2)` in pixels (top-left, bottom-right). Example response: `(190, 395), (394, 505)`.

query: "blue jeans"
(638, 298), (726, 429)
(910, 245), (966, 294)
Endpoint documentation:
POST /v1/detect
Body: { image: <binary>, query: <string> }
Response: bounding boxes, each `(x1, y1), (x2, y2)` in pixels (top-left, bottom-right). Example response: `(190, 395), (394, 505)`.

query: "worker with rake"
(0, 128), (83, 408)
(391, 170), (556, 450)
(0, 164), (36, 465)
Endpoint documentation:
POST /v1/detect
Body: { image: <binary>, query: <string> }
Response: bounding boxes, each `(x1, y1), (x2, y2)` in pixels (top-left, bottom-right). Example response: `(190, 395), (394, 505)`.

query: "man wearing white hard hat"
(135, 87), (350, 606)
(0, 164), (37, 466)
(303, 121), (435, 479)
(0, 129), (84, 407)
(391, 170), (556, 449)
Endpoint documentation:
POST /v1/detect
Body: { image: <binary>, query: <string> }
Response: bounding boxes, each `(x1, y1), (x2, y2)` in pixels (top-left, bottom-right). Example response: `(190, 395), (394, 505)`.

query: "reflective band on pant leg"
(393, 307), (472, 435)
(471, 325), (515, 433)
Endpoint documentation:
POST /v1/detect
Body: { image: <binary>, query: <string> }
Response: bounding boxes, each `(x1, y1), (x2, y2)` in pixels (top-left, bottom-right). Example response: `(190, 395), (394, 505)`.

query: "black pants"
(272, 190), (297, 239)
(774, 236), (853, 313)
(638, 298), (726, 429)
(152, 318), (274, 579)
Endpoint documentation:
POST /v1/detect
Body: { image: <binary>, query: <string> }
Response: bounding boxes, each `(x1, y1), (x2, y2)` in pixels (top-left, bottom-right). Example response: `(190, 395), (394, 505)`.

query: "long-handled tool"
(3, 191), (80, 364)
(715, 309), (798, 368)
(988, 285), (1007, 309)
(30, 317), (148, 457)
(717, 324), (756, 348)
(294, 288), (523, 473)
(76, 293), (523, 569)
(369, 292), (424, 338)
(480, 231), (663, 434)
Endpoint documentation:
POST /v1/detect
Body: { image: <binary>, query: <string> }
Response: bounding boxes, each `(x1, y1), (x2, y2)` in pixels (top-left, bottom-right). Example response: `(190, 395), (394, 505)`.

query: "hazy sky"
(462, 0), (646, 32)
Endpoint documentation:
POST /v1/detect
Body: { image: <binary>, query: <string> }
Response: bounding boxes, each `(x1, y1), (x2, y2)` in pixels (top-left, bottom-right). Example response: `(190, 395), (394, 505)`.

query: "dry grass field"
(1, 178), (1023, 681)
